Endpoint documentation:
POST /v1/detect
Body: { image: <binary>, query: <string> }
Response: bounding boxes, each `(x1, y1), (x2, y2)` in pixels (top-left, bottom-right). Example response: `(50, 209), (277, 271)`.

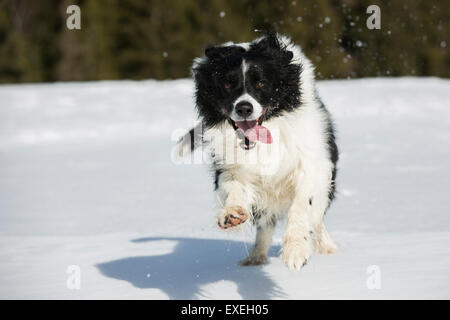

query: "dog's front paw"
(217, 206), (248, 229)
(281, 236), (315, 270)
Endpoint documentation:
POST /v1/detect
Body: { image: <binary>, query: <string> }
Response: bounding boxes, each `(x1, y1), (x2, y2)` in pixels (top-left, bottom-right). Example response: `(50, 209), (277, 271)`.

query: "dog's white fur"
(181, 36), (337, 270)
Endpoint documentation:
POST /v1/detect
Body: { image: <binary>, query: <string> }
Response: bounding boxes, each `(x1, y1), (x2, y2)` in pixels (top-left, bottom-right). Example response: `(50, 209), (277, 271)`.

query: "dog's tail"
(172, 121), (204, 163)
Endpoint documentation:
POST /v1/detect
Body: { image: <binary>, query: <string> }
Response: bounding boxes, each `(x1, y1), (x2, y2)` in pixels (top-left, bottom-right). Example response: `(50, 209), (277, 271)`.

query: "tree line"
(0, 0), (448, 83)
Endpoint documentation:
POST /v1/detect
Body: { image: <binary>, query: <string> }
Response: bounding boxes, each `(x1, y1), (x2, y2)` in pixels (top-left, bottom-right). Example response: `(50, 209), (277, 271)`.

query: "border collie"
(175, 32), (338, 270)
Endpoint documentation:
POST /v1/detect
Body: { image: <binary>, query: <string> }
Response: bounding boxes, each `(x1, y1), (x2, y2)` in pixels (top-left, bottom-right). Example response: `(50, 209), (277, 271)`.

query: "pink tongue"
(235, 120), (272, 144)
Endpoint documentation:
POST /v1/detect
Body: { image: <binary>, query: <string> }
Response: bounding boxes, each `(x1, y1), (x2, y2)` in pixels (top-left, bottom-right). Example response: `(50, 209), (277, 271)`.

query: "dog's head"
(192, 33), (301, 148)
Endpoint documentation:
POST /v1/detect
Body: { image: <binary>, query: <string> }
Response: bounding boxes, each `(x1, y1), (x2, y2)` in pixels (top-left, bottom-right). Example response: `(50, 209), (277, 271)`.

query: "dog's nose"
(235, 101), (253, 118)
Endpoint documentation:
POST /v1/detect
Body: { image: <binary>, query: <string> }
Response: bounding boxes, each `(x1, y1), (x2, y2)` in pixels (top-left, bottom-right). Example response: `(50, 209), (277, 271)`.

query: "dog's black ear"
(204, 45), (245, 60)
(255, 30), (280, 49)
(255, 31), (294, 63)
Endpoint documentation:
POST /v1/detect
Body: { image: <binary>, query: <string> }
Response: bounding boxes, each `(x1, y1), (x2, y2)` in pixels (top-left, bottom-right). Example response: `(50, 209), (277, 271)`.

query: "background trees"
(0, 0), (448, 83)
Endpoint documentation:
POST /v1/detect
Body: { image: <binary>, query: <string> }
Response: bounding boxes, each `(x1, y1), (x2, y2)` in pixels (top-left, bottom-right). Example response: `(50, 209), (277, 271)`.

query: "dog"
(175, 32), (338, 270)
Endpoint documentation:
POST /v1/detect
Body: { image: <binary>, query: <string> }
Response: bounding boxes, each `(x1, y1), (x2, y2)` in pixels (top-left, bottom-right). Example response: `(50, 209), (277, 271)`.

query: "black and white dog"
(176, 33), (338, 270)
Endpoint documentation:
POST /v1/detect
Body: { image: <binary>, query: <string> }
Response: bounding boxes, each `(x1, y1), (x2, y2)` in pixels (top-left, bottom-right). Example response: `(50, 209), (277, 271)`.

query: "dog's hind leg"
(239, 223), (275, 266)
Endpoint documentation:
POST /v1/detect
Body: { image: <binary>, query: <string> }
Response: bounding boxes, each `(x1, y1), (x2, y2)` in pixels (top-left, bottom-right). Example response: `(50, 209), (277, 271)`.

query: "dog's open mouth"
(229, 115), (272, 150)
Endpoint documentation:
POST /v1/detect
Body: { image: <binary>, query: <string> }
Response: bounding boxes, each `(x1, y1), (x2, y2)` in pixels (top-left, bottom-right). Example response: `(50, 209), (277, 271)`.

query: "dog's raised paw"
(217, 206), (248, 229)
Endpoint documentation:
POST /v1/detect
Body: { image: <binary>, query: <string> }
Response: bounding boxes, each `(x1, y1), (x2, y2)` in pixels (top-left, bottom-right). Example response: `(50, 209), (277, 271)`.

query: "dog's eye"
(224, 83), (231, 91)
(256, 81), (265, 89)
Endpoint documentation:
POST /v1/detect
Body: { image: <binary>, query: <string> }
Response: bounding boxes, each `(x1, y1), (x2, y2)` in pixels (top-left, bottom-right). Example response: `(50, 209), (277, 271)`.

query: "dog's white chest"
(209, 120), (299, 178)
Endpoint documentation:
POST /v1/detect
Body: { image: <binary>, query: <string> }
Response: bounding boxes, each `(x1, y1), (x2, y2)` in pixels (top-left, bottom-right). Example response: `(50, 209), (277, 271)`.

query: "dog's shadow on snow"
(96, 237), (285, 299)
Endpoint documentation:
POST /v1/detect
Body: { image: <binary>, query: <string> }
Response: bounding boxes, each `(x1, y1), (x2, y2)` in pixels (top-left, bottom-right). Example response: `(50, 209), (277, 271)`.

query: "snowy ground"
(0, 77), (449, 299)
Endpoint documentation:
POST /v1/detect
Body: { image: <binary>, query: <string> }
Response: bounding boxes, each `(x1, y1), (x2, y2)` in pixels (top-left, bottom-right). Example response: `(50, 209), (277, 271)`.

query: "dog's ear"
(255, 31), (294, 63)
(204, 45), (245, 60)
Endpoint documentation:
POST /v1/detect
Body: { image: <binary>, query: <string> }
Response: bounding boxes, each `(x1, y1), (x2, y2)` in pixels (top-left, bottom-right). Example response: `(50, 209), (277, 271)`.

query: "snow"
(0, 77), (449, 299)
